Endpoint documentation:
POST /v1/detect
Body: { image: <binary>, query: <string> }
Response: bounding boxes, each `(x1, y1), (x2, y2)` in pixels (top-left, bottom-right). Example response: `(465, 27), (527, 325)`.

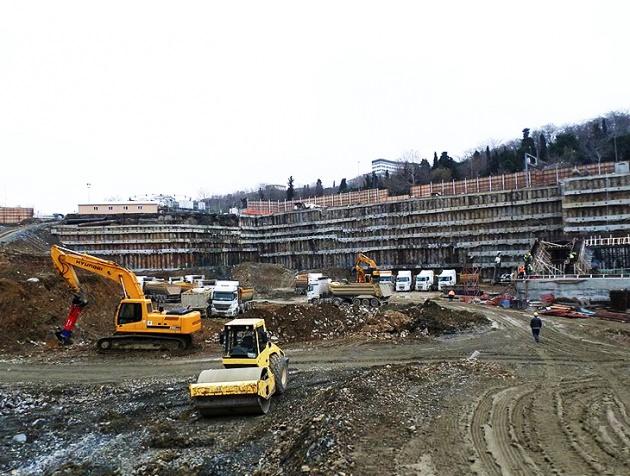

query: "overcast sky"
(1, 1), (629, 214)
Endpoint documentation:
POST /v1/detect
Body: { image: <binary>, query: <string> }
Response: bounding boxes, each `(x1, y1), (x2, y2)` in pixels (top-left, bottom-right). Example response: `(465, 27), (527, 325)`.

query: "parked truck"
(378, 270), (393, 284)
(308, 280), (392, 307)
(294, 272), (310, 295)
(437, 269), (457, 291)
(395, 270), (413, 292)
(415, 270), (436, 291)
(210, 280), (254, 317)
(181, 288), (214, 317)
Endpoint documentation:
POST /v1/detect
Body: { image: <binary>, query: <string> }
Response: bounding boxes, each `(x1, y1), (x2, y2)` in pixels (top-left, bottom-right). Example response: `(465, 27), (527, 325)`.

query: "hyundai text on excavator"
(190, 318), (288, 416)
(51, 245), (202, 351)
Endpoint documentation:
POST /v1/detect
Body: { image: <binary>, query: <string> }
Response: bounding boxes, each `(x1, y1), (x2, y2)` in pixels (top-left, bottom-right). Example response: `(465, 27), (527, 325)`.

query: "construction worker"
(523, 252), (533, 275)
(448, 289), (455, 302)
(492, 252), (502, 284)
(517, 265), (526, 279)
(530, 312), (542, 343)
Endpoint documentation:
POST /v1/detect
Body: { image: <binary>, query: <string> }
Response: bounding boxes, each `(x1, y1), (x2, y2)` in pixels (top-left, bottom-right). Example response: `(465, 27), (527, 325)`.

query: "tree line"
(201, 111), (630, 210)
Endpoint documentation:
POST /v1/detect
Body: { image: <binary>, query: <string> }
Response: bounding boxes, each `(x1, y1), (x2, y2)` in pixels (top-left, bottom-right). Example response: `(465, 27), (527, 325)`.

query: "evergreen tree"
(258, 188), (265, 200)
(286, 176), (295, 201)
(371, 171), (379, 188)
(315, 178), (324, 197)
(385, 170), (390, 179)
(538, 134), (548, 161)
(519, 128), (537, 158)
(432, 151), (438, 169)
(472, 150), (481, 176)
(418, 159), (431, 184)
(338, 178), (348, 193)
(363, 174), (372, 189)
(602, 118), (608, 135)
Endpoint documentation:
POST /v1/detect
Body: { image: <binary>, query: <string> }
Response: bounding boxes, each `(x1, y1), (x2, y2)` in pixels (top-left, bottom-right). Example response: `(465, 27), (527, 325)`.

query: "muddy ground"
(1, 246), (630, 475)
(1, 304), (630, 475)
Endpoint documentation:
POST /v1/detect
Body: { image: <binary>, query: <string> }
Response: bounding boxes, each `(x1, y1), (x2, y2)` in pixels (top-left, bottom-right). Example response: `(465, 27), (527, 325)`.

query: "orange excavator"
(354, 252), (381, 283)
(51, 245), (202, 351)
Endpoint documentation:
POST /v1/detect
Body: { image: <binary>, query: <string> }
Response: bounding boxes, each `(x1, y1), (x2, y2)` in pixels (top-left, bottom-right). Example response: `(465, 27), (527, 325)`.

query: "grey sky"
(1, 1), (629, 214)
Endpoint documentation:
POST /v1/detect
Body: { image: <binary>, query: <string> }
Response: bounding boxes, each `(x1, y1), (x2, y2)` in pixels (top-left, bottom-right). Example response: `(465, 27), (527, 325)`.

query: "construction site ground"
(2, 247), (630, 474)
(2, 299), (629, 475)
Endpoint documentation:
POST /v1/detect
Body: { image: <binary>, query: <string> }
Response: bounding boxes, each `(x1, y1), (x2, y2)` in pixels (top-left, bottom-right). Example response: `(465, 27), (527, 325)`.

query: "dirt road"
(1, 303), (629, 475)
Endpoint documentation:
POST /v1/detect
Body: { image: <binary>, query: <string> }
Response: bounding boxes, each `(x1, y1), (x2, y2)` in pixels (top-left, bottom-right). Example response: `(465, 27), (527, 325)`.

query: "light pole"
(86, 183), (91, 202)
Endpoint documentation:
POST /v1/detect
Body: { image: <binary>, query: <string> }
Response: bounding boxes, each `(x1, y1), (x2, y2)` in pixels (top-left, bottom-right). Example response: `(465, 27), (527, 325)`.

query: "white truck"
(437, 269), (457, 291)
(395, 270), (413, 292)
(415, 270), (435, 291)
(307, 276), (332, 302)
(378, 270), (393, 284)
(184, 274), (206, 285)
(210, 280), (255, 317)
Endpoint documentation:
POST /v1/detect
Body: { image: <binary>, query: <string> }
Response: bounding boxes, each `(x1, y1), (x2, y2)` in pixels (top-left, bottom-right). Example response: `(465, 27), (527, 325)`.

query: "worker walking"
(530, 312), (542, 343)
(448, 290), (456, 302)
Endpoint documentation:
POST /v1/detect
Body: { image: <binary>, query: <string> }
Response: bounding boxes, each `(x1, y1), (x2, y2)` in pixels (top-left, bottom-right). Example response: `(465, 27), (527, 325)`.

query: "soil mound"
(403, 299), (489, 335)
(243, 303), (366, 342)
(231, 262), (295, 292)
(0, 251), (123, 352)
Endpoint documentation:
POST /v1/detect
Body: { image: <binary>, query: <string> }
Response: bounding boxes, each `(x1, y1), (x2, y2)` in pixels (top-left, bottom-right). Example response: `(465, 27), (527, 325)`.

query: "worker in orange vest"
(517, 265), (526, 278)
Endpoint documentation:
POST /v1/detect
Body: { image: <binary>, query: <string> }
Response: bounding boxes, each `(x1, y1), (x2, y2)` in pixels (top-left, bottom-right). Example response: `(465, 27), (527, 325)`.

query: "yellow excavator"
(354, 252), (381, 283)
(190, 318), (288, 416)
(50, 245), (202, 351)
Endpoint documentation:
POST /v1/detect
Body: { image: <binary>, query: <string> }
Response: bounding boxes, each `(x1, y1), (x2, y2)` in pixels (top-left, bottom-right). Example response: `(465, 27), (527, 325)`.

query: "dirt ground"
(1, 303), (629, 475)
(1, 247), (630, 475)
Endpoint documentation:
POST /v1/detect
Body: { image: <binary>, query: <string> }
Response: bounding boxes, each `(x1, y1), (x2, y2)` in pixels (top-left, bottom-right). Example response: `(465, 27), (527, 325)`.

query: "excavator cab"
(116, 301), (144, 325)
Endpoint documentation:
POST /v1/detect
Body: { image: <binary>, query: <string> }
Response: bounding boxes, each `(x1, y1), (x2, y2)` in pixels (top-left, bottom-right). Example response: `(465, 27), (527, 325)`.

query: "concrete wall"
(53, 171), (630, 273)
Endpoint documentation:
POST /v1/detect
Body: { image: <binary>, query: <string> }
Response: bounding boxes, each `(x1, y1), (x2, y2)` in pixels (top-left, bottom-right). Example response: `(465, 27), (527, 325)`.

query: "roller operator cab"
(395, 270), (412, 292)
(190, 318), (289, 416)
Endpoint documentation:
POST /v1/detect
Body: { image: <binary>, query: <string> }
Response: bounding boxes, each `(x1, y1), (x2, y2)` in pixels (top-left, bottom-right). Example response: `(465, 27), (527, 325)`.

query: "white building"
(372, 158), (402, 176)
(78, 202), (159, 215)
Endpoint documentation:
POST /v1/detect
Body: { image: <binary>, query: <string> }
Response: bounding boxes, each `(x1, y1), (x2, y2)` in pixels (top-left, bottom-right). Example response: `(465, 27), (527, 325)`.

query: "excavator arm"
(50, 245), (145, 344)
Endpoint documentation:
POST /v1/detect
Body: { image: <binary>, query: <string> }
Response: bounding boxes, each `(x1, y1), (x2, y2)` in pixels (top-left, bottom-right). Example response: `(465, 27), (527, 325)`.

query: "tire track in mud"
(469, 384), (542, 476)
(466, 304), (630, 476)
(554, 381), (630, 474)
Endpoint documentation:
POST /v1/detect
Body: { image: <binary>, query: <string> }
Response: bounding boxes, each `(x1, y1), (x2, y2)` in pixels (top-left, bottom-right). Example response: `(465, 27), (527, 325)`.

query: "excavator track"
(96, 334), (192, 352)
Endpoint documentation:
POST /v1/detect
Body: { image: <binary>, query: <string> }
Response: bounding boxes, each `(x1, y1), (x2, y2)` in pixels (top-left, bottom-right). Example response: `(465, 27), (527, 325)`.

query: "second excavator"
(354, 252), (382, 283)
(51, 245), (202, 351)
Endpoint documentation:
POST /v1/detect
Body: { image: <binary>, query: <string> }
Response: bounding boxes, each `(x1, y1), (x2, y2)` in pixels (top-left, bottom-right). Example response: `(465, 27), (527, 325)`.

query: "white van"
(437, 269), (457, 291)
(415, 270), (435, 291)
(395, 270), (412, 292)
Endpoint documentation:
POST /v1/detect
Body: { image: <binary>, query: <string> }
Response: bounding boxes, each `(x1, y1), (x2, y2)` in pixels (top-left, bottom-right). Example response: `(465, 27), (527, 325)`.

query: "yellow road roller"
(190, 318), (288, 416)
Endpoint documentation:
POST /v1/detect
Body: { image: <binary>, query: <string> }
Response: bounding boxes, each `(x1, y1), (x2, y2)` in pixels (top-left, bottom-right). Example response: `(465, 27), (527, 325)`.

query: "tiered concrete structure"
(53, 167), (630, 275)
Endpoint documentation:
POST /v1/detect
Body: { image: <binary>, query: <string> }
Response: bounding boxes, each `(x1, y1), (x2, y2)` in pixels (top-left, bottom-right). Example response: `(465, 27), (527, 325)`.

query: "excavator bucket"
(190, 367), (275, 417)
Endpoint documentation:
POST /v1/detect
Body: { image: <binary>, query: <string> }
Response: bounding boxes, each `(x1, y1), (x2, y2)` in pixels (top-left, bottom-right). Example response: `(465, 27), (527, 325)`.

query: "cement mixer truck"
(210, 281), (254, 317)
